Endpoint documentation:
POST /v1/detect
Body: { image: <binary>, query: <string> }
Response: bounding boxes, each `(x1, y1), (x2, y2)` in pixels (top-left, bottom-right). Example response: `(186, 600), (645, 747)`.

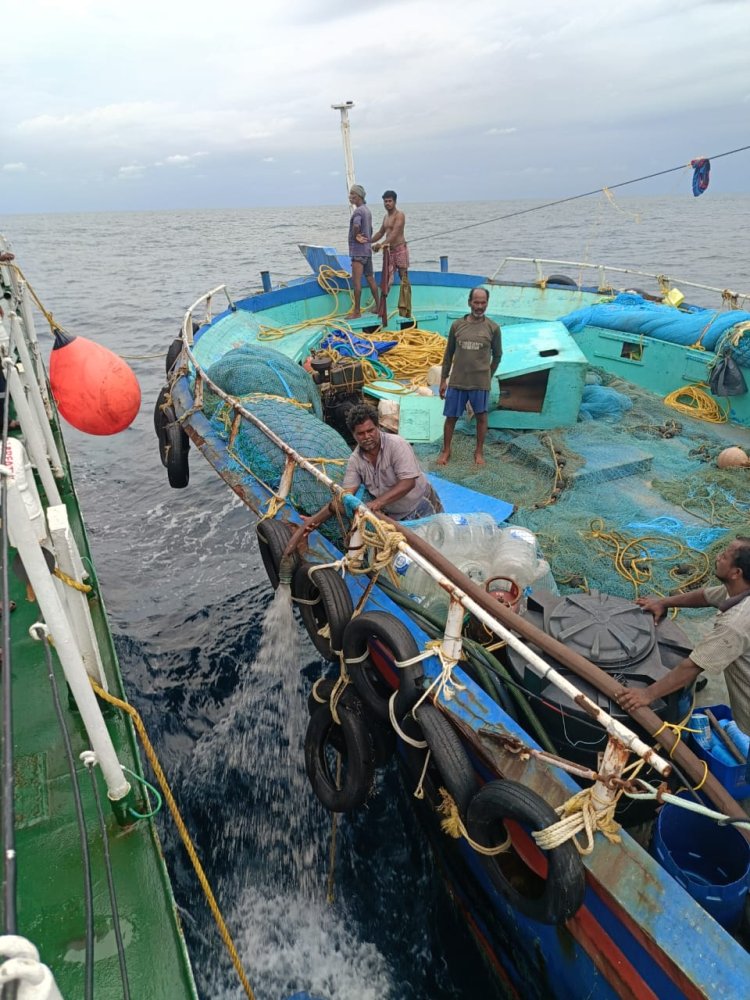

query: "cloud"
(2, 162), (28, 173)
(117, 164), (145, 180)
(485, 128), (518, 136)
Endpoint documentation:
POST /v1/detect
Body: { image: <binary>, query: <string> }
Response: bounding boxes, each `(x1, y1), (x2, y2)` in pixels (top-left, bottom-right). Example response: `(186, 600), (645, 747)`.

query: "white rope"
(625, 781), (750, 831)
(388, 691), (427, 748)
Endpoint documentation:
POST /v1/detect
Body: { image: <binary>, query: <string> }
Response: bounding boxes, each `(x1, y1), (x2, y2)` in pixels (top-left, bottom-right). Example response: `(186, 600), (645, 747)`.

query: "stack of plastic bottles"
(691, 711), (750, 766)
(393, 514), (556, 618)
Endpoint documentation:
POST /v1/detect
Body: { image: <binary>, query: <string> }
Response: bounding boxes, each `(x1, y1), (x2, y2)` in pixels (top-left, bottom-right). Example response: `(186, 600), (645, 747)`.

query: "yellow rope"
(53, 567), (92, 593)
(436, 788), (512, 855)
(89, 680), (256, 1000)
(664, 383), (728, 423)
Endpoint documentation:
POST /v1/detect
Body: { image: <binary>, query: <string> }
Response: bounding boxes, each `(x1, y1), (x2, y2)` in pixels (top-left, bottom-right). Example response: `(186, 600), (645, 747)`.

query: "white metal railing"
(488, 256), (750, 307)
(0, 251), (130, 805)
(176, 292), (671, 776)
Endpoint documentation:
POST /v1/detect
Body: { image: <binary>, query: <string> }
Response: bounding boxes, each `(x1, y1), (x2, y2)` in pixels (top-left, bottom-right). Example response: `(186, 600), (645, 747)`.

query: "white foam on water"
(207, 887), (393, 1000)
(189, 586), (393, 996)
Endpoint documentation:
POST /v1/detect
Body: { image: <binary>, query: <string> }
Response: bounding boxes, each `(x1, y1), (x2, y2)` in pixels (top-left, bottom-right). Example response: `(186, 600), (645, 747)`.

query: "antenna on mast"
(331, 101), (356, 210)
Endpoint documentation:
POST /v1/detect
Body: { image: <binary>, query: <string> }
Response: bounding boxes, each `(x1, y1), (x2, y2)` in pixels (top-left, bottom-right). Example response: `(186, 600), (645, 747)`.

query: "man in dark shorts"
(437, 287), (502, 467)
(347, 185), (380, 319)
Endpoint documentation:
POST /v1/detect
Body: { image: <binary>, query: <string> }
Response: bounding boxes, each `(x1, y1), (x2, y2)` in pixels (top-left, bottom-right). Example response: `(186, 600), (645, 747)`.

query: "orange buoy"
(717, 446), (750, 469)
(49, 329), (141, 435)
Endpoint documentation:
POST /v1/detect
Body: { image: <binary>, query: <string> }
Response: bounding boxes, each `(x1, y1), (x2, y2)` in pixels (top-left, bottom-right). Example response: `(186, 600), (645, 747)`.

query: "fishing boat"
(155, 133), (750, 996)
(0, 239), (200, 998)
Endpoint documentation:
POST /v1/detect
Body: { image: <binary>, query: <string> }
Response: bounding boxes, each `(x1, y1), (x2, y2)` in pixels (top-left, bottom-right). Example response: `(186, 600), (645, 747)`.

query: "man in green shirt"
(437, 287), (502, 467)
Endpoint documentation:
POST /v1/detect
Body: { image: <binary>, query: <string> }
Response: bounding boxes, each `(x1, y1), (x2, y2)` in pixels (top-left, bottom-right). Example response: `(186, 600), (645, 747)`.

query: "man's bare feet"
(436, 450), (450, 466)
(474, 452), (486, 467)
(345, 310), (361, 319)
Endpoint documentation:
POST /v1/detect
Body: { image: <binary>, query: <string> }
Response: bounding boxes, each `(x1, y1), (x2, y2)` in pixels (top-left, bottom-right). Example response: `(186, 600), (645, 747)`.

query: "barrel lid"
(545, 591), (655, 667)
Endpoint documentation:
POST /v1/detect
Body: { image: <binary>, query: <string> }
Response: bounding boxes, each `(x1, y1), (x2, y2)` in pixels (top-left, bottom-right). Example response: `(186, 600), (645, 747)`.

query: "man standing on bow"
(347, 185), (380, 319)
(437, 287), (502, 467)
(372, 190), (411, 317)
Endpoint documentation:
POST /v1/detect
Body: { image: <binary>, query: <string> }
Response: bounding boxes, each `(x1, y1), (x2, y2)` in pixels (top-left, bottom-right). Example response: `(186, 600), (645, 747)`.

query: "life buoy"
(545, 274), (578, 287)
(304, 695), (375, 812)
(256, 519), (299, 589)
(341, 611), (423, 723)
(308, 676), (395, 768)
(165, 337), (183, 375)
(466, 779), (586, 925)
(413, 702), (477, 815)
(293, 565), (353, 662)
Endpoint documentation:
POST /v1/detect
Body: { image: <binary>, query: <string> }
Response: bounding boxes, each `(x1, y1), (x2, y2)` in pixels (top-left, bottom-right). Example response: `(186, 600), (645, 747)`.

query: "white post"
(3, 440), (129, 802)
(331, 101), (356, 208)
(442, 599), (464, 665)
(8, 312), (63, 476)
(48, 504), (107, 688)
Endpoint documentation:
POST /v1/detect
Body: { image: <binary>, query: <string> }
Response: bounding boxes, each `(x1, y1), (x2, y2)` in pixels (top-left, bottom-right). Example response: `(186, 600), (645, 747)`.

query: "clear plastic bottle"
(392, 551), (443, 609)
(490, 526), (539, 590)
(412, 512), (500, 559)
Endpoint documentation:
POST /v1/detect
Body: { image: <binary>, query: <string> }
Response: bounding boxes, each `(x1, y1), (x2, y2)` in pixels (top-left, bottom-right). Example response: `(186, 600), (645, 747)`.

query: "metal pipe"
(331, 101), (356, 207)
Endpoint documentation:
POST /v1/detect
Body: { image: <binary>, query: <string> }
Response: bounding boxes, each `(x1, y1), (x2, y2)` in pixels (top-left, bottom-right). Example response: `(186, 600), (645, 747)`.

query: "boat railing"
(488, 256), (750, 308)
(178, 293), (671, 779)
(0, 257), (133, 814)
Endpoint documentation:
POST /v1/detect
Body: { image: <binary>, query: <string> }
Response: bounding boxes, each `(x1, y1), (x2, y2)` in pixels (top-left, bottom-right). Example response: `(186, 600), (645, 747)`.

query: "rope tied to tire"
(395, 639), (466, 706)
(531, 784), (623, 856)
(437, 788), (512, 856)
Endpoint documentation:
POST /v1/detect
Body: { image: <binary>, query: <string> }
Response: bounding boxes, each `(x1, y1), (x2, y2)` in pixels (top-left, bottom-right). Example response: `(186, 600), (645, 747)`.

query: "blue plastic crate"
(689, 704), (750, 799)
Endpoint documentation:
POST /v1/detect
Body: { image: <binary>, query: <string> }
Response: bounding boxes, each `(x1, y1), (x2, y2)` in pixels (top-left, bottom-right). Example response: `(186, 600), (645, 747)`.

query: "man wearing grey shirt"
(616, 537), (750, 733)
(302, 404), (442, 532)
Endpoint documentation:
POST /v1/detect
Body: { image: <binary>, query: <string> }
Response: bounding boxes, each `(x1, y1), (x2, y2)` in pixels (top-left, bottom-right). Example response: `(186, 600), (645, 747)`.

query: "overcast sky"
(3, 0), (749, 214)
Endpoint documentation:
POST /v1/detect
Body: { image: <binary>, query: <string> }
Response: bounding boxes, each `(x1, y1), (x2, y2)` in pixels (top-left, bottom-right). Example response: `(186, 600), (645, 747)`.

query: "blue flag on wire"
(690, 158), (711, 197)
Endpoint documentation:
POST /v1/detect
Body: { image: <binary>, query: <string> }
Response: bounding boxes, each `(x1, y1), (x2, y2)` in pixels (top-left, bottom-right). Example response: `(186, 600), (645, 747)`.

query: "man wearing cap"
(347, 185), (380, 319)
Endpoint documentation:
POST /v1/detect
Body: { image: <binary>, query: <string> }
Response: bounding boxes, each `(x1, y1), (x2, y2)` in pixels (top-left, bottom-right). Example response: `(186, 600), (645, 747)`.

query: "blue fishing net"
(578, 384), (633, 422)
(205, 345), (323, 419)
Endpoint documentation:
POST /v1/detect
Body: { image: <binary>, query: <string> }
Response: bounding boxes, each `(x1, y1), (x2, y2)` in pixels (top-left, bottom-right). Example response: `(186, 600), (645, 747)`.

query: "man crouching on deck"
(304, 404), (443, 530)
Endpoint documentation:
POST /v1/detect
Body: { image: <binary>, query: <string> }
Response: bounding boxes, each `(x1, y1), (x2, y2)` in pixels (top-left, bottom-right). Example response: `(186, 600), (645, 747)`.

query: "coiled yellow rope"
(664, 383), (727, 423)
(90, 680), (256, 1000)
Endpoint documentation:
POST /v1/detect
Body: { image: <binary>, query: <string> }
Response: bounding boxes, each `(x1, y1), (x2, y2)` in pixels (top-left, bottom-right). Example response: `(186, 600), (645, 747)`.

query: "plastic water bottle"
(491, 526), (539, 590)
(414, 513), (499, 556)
(720, 718), (750, 758)
(392, 552), (443, 609)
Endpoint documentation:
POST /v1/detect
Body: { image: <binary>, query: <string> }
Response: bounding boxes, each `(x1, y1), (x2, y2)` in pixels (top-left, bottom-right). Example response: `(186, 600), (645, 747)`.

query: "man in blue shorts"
(346, 184), (380, 318)
(437, 287), (502, 466)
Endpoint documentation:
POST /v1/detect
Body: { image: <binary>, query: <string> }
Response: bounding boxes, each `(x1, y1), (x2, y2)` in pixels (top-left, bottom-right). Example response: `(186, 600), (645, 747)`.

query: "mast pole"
(331, 101), (356, 211)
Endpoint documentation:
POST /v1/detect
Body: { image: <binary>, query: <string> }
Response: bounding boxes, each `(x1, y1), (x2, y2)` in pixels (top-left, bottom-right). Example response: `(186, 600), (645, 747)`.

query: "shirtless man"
(372, 190), (411, 317)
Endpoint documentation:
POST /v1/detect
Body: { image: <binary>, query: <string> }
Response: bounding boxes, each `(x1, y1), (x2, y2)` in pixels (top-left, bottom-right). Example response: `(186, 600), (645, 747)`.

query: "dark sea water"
(4, 193), (750, 999)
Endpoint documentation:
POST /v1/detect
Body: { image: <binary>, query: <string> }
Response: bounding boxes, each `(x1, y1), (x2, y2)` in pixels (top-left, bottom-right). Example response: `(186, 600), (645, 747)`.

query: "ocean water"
(4, 193), (750, 999)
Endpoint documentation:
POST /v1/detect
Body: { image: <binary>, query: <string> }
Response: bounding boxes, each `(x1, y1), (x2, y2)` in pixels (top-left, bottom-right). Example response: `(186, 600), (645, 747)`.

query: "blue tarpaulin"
(559, 293), (750, 354)
(320, 330), (398, 358)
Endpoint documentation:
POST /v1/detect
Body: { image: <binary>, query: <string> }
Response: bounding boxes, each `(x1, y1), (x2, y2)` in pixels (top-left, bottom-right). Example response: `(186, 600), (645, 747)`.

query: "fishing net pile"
(414, 368), (749, 620)
(199, 344), (349, 520)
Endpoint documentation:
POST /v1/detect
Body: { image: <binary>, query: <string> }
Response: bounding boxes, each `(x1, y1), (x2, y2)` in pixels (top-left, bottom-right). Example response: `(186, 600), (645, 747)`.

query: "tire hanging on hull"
(256, 519), (300, 590)
(293, 565), (353, 662)
(466, 779), (586, 925)
(304, 691), (375, 813)
(341, 611), (424, 722)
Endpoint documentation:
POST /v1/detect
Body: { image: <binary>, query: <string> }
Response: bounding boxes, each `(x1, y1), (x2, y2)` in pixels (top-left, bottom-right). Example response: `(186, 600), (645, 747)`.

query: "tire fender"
(293, 565), (353, 662)
(304, 697), (375, 812)
(256, 519), (299, 590)
(341, 611), (424, 723)
(413, 702), (477, 815)
(466, 779), (586, 925)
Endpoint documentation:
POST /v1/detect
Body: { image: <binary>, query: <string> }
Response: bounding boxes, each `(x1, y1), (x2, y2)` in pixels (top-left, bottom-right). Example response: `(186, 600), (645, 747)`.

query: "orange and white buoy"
(49, 329), (141, 435)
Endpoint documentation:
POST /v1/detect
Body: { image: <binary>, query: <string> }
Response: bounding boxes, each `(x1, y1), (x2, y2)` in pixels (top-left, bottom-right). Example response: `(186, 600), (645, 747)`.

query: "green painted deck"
(8, 427), (197, 998)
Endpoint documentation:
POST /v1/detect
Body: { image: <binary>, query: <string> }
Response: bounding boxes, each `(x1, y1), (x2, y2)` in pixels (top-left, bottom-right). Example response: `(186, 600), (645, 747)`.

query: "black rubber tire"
(304, 699), (375, 812)
(466, 780), (586, 925)
(154, 385), (169, 441)
(166, 337), (183, 375)
(294, 565), (353, 662)
(308, 677), (395, 768)
(165, 419), (189, 488)
(342, 611), (423, 723)
(545, 274), (577, 287)
(413, 702), (476, 815)
(256, 519), (299, 590)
